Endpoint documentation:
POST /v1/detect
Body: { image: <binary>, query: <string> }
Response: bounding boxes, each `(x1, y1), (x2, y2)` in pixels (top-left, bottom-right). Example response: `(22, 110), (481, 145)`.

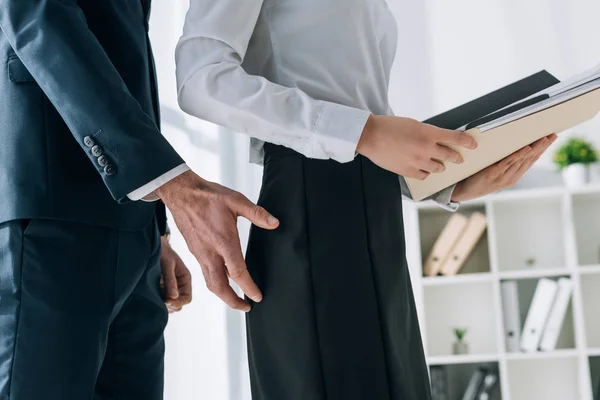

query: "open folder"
(405, 63), (600, 201)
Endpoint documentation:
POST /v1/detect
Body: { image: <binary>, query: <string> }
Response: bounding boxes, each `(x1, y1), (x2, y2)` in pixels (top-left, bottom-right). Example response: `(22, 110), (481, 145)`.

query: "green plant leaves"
(553, 137), (598, 170)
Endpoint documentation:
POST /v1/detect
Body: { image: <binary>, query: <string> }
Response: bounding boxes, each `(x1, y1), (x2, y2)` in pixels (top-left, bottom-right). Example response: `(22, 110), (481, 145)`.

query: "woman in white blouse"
(175, 1), (555, 398)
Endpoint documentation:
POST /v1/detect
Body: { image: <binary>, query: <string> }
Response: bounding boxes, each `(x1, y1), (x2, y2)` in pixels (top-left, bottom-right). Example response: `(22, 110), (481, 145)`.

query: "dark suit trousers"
(0, 218), (167, 400)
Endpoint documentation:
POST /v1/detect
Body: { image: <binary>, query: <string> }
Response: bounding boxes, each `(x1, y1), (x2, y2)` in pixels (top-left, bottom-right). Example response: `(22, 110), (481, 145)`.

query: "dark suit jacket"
(0, 0), (184, 233)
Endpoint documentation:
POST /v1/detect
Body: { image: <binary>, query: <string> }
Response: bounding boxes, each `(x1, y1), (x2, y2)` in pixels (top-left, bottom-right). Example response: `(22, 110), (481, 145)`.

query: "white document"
(501, 281), (521, 353)
(455, 62), (600, 133)
(539, 278), (573, 351)
(479, 78), (600, 132)
(520, 278), (559, 353)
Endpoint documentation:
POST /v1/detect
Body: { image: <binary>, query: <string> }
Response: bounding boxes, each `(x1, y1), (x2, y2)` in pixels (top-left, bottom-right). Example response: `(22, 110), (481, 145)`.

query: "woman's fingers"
(434, 144), (464, 164)
(436, 128), (478, 150)
(422, 158), (446, 173)
(501, 134), (557, 184)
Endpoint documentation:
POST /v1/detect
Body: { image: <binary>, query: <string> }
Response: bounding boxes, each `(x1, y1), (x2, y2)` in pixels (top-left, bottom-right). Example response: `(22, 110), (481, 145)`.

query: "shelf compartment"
(580, 273), (600, 348)
(590, 356), (600, 400)
(499, 277), (576, 353)
(589, 348), (600, 357)
(424, 281), (498, 357)
(419, 204), (491, 276)
(429, 362), (501, 400)
(572, 192), (600, 266)
(506, 356), (581, 400)
(492, 197), (567, 272)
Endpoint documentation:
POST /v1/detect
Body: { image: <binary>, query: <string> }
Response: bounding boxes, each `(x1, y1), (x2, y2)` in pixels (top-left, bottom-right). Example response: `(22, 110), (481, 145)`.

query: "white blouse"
(175, 0), (456, 208)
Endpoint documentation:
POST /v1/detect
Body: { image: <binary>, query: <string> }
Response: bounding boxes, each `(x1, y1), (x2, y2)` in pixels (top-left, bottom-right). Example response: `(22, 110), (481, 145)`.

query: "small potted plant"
(553, 137), (598, 187)
(452, 328), (469, 355)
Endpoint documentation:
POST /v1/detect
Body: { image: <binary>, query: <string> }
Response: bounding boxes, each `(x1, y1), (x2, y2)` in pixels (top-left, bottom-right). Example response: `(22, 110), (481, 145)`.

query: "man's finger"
(206, 266), (251, 312)
(175, 268), (193, 303)
(163, 262), (179, 300)
(166, 304), (182, 313)
(231, 193), (279, 230)
(197, 252), (251, 312)
(166, 266), (192, 310)
(166, 292), (191, 310)
(223, 244), (262, 303)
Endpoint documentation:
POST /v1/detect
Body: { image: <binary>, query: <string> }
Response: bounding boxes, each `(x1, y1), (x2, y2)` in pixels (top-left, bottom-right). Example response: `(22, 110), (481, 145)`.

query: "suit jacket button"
(83, 136), (95, 148)
(97, 155), (108, 167)
(104, 165), (116, 176)
(91, 145), (103, 157)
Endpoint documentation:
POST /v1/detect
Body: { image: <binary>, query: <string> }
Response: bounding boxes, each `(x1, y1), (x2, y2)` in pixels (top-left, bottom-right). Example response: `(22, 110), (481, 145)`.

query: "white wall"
(387, 0), (600, 170)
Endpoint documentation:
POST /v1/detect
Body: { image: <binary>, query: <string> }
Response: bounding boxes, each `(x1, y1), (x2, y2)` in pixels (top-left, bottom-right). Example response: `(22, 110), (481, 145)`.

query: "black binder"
(424, 70), (560, 130)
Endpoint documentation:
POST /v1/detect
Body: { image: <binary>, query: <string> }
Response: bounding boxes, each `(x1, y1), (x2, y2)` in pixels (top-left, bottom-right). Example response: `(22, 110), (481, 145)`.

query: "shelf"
(580, 264), (600, 275)
(416, 197), (485, 210)
(409, 181), (600, 399)
(490, 185), (566, 203)
(588, 348), (600, 357)
(505, 349), (578, 361)
(572, 192), (600, 265)
(569, 182), (600, 196)
(422, 272), (493, 286)
(498, 268), (571, 280)
(428, 350), (580, 365)
(580, 274), (600, 348)
(415, 183), (600, 210)
(427, 353), (499, 366)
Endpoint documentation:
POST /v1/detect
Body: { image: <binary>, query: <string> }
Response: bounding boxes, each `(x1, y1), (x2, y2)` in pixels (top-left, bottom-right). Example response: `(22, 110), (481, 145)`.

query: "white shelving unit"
(403, 183), (600, 400)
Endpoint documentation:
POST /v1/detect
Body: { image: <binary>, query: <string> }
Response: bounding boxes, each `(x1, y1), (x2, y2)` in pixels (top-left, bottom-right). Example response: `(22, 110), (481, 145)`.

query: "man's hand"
(155, 170), (279, 312)
(451, 134), (558, 202)
(356, 115), (478, 180)
(160, 236), (192, 313)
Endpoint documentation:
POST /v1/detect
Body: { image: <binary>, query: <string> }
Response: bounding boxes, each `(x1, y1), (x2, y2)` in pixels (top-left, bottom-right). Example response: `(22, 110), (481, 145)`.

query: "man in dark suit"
(0, 1), (279, 399)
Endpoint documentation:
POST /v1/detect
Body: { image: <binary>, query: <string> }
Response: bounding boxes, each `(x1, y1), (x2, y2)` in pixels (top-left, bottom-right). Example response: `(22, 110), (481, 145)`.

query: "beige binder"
(406, 88), (600, 201)
(422, 213), (469, 277)
(439, 212), (487, 276)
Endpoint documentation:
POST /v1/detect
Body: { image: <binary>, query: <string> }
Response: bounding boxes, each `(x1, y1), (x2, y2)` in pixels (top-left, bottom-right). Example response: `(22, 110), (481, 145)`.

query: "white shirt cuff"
(312, 102), (371, 163)
(127, 163), (191, 202)
(428, 184), (460, 212)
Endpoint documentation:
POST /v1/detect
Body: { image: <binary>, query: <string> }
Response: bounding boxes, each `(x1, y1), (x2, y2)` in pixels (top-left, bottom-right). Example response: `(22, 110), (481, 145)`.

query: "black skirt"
(246, 143), (431, 400)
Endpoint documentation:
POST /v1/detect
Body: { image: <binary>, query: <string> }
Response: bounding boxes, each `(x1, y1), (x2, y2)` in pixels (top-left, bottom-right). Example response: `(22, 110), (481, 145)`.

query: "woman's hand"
(160, 236), (193, 313)
(356, 115), (478, 180)
(451, 134), (558, 203)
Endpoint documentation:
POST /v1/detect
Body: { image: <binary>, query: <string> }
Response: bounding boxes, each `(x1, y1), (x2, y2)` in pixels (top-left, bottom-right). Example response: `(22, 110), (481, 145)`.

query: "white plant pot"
(562, 164), (590, 188)
(589, 163), (600, 184)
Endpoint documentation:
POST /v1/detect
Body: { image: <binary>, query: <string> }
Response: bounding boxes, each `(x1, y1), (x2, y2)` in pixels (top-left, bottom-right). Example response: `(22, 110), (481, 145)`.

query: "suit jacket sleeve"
(0, 0), (184, 202)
